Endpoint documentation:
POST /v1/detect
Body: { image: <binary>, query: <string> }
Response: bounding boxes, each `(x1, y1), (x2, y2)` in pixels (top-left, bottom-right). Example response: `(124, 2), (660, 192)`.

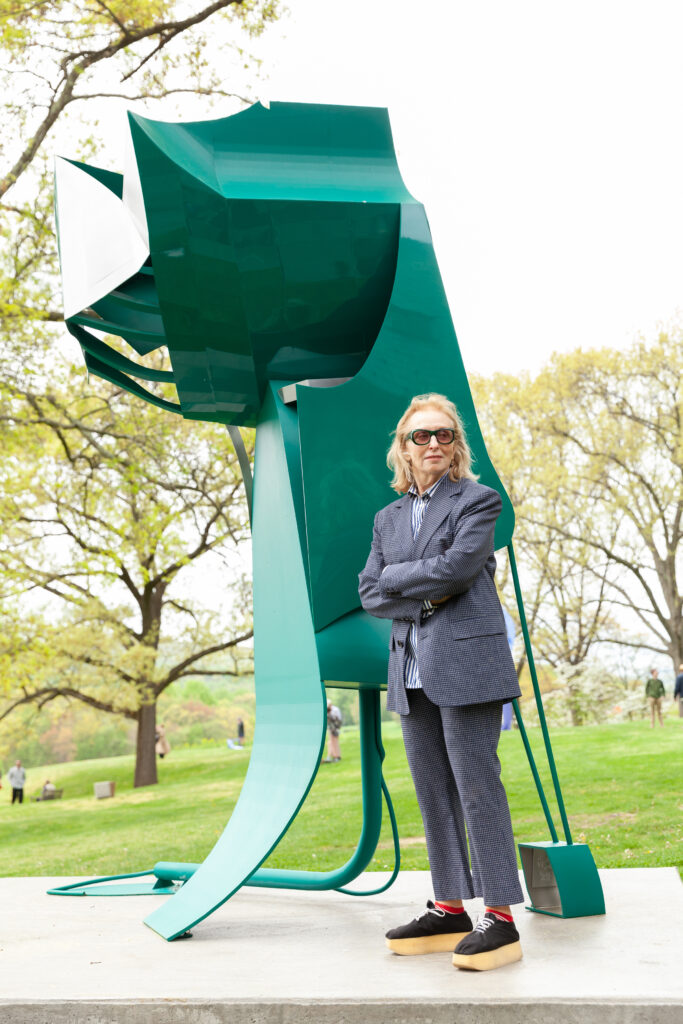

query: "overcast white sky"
(85, 1), (683, 378)
(244, 0), (683, 376)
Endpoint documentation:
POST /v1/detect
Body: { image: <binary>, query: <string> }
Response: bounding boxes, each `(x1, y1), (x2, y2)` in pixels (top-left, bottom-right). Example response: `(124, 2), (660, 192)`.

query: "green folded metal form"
(51, 101), (604, 939)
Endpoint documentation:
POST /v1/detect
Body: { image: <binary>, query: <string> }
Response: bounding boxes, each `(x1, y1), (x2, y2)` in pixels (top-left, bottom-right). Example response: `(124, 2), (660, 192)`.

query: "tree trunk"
(134, 702), (158, 788)
(567, 685), (583, 727)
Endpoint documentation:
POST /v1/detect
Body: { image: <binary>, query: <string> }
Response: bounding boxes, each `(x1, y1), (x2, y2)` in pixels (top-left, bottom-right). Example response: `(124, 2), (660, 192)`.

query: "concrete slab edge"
(0, 1001), (680, 1024)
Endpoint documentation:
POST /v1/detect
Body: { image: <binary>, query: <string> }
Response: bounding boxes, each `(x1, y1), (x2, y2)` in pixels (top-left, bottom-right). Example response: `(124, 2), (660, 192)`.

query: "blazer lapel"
(390, 496), (415, 558)
(412, 476), (462, 559)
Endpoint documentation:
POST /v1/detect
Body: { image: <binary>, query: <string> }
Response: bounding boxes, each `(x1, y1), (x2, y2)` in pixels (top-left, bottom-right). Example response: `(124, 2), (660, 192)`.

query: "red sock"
(434, 901), (466, 915)
(485, 907), (513, 922)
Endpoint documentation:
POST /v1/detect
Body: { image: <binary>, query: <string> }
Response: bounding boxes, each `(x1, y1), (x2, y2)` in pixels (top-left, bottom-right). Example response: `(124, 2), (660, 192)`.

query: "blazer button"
(397, 640), (404, 648)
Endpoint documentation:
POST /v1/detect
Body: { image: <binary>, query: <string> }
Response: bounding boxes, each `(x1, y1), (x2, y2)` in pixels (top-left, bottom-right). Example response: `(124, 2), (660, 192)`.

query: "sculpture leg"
(247, 687), (385, 891)
(144, 388), (326, 940)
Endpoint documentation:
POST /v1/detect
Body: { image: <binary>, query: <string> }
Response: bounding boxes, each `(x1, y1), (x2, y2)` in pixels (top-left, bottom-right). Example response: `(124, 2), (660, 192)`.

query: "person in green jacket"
(645, 669), (665, 727)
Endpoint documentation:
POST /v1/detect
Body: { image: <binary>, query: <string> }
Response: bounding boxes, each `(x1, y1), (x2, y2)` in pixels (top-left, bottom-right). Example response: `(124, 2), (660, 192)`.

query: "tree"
(474, 325), (683, 683)
(0, 0), (280, 350)
(472, 371), (625, 697)
(0, 372), (253, 785)
(533, 329), (683, 675)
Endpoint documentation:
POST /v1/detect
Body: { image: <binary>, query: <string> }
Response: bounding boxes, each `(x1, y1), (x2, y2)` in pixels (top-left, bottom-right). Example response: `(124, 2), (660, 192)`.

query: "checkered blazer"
(358, 476), (521, 714)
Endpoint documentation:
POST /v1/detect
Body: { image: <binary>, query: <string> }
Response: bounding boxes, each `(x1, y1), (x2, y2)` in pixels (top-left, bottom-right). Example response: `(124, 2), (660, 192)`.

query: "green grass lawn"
(0, 720), (680, 878)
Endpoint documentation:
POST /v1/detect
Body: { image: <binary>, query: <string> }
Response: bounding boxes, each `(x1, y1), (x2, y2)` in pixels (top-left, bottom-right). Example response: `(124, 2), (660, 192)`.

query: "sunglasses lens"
(408, 428), (455, 444)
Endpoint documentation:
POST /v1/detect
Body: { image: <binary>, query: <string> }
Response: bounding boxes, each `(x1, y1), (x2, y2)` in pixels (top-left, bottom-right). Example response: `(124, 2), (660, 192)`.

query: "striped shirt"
(404, 473), (448, 689)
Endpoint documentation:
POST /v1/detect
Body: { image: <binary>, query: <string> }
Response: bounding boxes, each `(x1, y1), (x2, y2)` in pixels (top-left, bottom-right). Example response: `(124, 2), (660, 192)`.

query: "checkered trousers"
(400, 688), (524, 906)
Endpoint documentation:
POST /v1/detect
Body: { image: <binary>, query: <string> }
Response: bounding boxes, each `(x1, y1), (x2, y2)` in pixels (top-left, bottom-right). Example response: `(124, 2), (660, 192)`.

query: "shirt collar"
(408, 471), (449, 501)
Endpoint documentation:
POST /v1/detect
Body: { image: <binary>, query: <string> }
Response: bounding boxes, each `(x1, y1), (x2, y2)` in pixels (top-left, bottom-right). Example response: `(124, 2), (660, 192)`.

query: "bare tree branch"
(0, 686), (137, 722)
(1, 1), (255, 197)
(158, 630), (254, 692)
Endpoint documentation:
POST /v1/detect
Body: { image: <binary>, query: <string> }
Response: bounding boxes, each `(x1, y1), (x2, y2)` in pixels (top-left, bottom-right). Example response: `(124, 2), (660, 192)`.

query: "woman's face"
(403, 405), (457, 485)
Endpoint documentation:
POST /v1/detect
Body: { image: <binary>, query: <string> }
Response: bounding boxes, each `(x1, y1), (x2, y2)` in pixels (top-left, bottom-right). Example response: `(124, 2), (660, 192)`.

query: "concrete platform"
(1, 868), (681, 1023)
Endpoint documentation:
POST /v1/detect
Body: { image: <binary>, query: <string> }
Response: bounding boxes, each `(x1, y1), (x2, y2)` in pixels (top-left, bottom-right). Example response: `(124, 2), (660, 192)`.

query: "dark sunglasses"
(405, 428), (456, 445)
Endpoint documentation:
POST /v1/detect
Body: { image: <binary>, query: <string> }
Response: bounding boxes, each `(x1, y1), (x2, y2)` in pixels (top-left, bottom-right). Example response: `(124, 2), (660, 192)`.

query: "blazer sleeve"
(358, 513), (423, 622)
(378, 487), (501, 602)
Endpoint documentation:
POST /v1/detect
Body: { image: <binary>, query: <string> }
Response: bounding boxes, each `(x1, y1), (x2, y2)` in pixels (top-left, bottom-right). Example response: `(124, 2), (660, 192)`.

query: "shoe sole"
(452, 940), (523, 971)
(386, 931), (472, 955)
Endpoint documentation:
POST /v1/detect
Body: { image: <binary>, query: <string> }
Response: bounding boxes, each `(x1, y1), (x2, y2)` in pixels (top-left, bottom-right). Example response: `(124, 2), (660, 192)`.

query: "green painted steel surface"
(519, 842), (606, 918)
(50, 882), (178, 897)
(51, 99), (600, 938)
(144, 385), (327, 939)
(296, 203), (514, 636)
(127, 104), (404, 426)
(47, 868), (177, 898)
(246, 687), (384, 891)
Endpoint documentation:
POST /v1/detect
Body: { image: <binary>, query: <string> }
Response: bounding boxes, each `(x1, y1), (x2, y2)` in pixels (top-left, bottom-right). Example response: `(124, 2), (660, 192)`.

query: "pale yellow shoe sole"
(452, 940), (523, 971)
(386, 931), (472, 955)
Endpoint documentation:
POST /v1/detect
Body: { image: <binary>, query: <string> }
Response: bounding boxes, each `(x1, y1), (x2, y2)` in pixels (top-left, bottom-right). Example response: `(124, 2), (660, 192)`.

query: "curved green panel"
(316, 609), (391, 687)
(128, 103), (413, 203)
(144, 385), (326, 940)
(298, 203), (515, 633)
(77, 347), (182, 416)
(90, 294), (165, 349)
(64, 158), (123, 198)
(69, 324), (173, 382)
(127, 106), (404, 425)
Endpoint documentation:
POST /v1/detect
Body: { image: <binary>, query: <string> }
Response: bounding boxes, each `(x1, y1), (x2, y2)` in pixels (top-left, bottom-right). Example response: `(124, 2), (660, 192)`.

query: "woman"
(358, 393), (524, 972)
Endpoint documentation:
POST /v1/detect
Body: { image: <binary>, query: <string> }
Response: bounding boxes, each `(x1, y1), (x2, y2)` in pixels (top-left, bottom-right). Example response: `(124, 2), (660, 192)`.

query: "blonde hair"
(387, 393), (477, 494)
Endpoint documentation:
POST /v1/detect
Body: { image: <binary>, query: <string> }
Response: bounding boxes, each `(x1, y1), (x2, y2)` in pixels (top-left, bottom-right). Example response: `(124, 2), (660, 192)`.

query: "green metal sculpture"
(51, 102), (604, 939)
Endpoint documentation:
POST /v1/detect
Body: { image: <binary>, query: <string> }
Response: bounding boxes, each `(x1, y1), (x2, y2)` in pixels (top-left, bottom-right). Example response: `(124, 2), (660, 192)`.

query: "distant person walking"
(155, 723), (171, 759)
(645, 669), (665, 727)
(324, 699), (342, 763)
(8, 760), (26, 803)
(674, 665), (683, 718)
(236, 718), (245, 746)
